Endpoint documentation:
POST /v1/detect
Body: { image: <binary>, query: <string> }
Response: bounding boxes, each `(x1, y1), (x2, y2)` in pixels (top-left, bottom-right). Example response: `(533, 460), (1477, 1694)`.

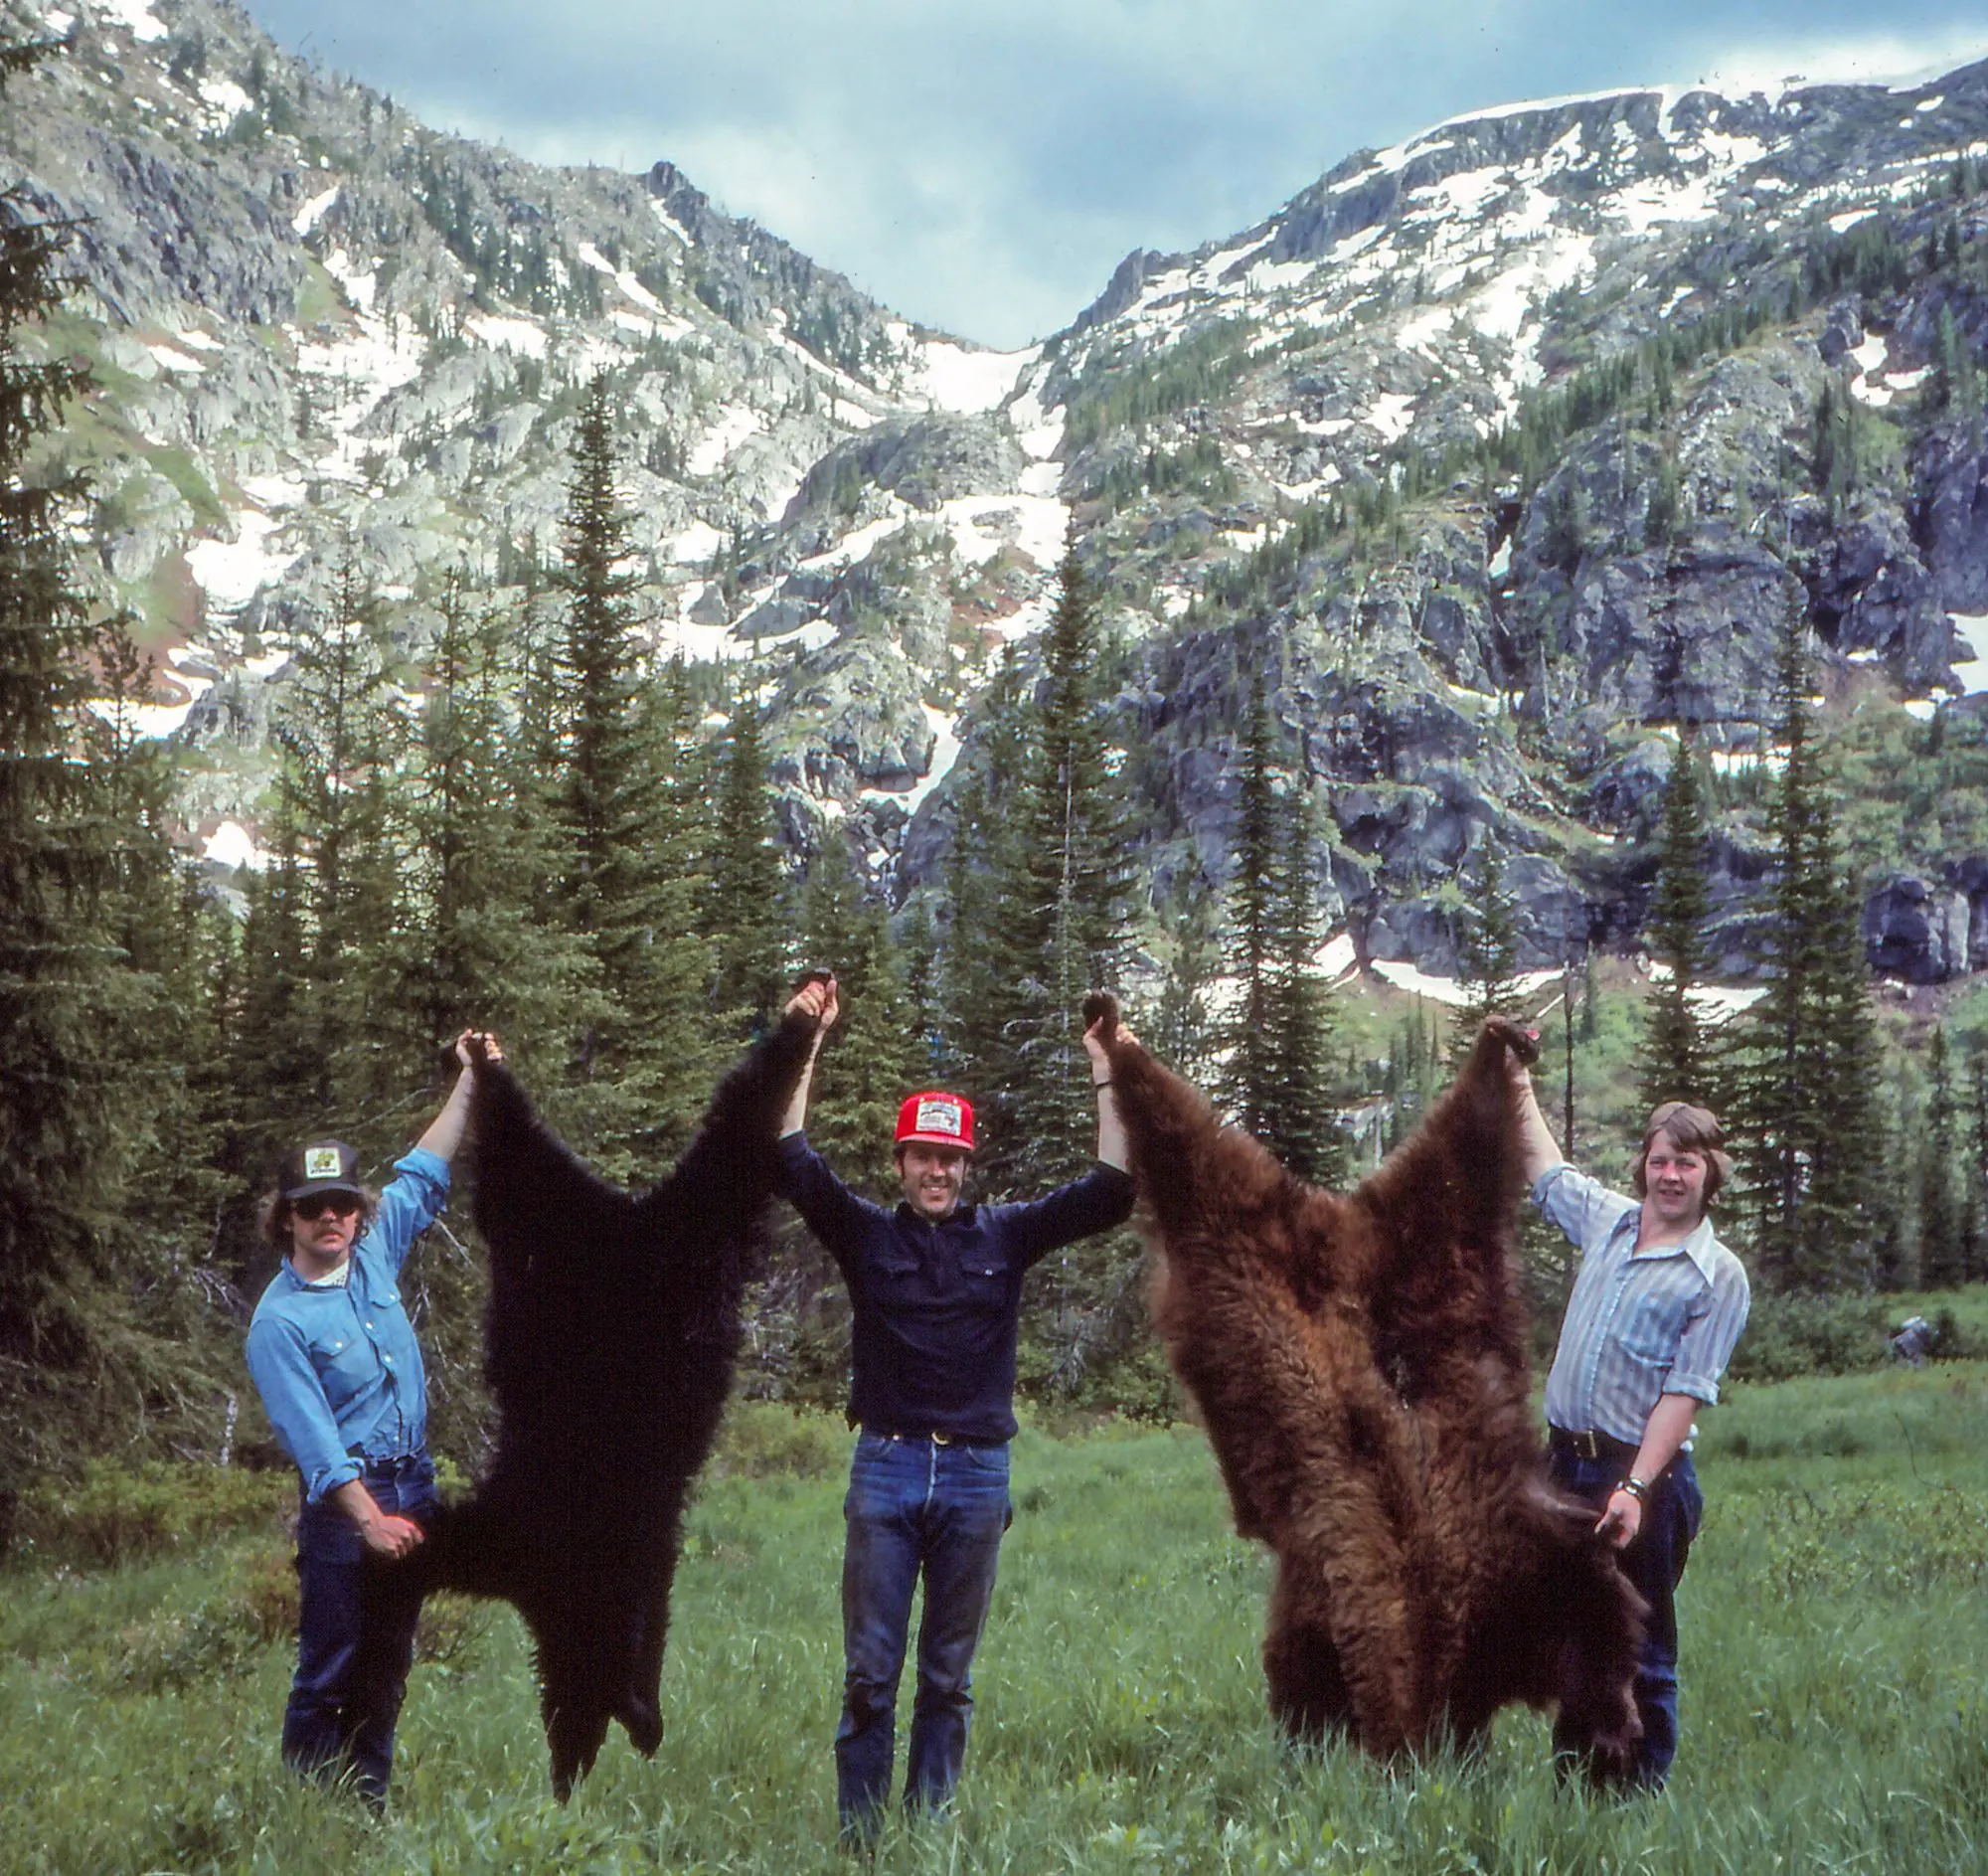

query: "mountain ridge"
(13, 0), (1988, 988)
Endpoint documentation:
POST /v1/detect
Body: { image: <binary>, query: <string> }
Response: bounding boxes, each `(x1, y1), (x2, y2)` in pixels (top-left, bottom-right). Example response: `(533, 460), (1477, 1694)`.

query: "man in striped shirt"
(1508, 1053), (1751, 1790)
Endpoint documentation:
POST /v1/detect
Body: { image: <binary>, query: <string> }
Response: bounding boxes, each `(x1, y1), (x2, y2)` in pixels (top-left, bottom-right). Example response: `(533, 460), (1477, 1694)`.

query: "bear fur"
(1085, 996), (1645, 1777)
(367, 1009), (817, 1797)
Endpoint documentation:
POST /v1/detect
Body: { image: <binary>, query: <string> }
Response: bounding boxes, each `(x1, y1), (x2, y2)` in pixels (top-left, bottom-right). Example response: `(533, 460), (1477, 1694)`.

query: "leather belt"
(1549, 1426), (1638, 1464)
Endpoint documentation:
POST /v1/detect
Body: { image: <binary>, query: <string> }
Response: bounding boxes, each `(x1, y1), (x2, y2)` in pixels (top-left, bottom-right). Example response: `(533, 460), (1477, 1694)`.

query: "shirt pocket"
(1616, 1285), (1689, 1365)
(307, 1320), (378, 1413)
(962, 1259), (1010, 1308)
(867, 1251), (929, 1309)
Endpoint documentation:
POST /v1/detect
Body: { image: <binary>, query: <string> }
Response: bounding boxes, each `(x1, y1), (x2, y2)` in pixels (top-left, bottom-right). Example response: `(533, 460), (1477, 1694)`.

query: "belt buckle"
(1575, 1430), (1603, 1460)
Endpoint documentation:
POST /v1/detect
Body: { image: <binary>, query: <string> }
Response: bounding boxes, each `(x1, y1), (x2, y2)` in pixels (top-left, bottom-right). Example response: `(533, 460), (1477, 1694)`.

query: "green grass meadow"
(6, 1370), (1988, 1875)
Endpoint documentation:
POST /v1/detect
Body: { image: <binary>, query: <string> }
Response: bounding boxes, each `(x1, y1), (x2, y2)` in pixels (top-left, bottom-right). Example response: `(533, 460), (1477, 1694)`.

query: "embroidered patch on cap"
(304, 1146), (345, 1180)
(914, 1098), (963, 1138)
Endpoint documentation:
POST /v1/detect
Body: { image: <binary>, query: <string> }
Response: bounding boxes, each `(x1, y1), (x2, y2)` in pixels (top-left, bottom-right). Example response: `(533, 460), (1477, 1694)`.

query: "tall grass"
(5, 1375), (1987, 1873)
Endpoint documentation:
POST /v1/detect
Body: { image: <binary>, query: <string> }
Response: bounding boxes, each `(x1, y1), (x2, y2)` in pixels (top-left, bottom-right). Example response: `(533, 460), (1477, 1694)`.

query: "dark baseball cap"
(279, 1139), (364, 1202)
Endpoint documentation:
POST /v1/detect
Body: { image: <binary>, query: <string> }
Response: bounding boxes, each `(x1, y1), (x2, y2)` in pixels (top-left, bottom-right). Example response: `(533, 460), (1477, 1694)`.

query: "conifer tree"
(992, 535), (1134, 1193)
(934, 644), (1052, 1177)
(1449, 841), (1525, 1061)
(1918, 1025), (1962, 1287)
(898, 894), (941, 1072)
(407, 574), (512, 1045)
(551, 377), (716, 1170)
(1149, 867), (1223, 1083)
(1729, 612), (1880, 1290)
(795, 835), (921, 1196)
(0, 166), (121, 1371)
(1221, 675), (1281, 1133)
(86, 622), (233, 1262)
(269, 551), (410, 1115)
(1263, 787), (1344, 1183)
(407, 573), (595, 1076)
(707, 685), (786, 1031)
(1636, 735), (1718, 1109)
(228, 813), (322, 1176)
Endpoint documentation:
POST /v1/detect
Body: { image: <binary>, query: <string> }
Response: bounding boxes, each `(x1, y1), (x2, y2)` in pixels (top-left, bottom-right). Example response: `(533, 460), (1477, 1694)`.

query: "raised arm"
(415, 1029), (503, 1163)
(1082, 1009), (1129, 1172)
(1504, 1032), (1564, 1187)
(780, 974), (838, 1138)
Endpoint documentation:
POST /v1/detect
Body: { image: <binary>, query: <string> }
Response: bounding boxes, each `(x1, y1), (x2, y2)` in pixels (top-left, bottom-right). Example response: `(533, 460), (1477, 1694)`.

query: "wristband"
(1617, 1476), (1648, 1501)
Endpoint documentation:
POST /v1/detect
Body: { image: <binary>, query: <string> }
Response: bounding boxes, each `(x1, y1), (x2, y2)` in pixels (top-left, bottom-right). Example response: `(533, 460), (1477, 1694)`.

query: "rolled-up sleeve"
(1532, 1163), (1636, 1256)
(246, 1316), (361, 1504)
(1666, 1253), (1752, 1405)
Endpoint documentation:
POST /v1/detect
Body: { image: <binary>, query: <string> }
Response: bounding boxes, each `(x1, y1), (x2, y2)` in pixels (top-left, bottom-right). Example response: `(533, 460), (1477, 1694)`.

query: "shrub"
(1725, 1291), (1890, 1383)
(113, 1546), (298, 1693)
(711, 1401), (846, 1479)
(16, 1460), (292, 1569)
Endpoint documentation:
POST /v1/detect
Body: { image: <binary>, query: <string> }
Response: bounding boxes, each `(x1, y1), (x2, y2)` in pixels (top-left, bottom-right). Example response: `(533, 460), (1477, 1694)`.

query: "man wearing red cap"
(776, 973), (1132, 1836)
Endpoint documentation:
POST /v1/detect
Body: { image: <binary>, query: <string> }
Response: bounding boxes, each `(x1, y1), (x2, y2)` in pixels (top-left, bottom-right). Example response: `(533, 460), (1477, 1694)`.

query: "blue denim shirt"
(246, 1149), (450, 1503)
(775, 1134), (1135, 1443)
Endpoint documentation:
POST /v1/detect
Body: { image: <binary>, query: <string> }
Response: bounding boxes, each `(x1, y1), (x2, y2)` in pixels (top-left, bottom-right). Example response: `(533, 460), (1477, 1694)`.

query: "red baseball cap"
(895, 1092), (974, 1152)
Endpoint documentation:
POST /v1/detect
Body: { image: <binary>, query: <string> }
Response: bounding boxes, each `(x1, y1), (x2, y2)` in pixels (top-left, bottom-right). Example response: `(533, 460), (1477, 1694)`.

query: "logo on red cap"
(896, 1092), (974, 1151)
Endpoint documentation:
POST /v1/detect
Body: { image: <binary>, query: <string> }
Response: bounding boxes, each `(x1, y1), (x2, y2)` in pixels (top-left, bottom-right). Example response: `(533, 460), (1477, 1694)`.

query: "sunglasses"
(293, 1192), (362, 1221)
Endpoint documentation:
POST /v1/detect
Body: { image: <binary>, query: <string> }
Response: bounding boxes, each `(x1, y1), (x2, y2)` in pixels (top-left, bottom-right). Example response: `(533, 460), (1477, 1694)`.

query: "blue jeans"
(837, 1432), (1012, 1832)
(1547, 1447), (1702, 1789)
(282, 1459), (436, 1808)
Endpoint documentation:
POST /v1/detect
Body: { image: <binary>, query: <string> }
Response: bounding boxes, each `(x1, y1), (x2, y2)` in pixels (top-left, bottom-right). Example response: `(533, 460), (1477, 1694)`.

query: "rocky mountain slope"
(12, 0), (1988, 985)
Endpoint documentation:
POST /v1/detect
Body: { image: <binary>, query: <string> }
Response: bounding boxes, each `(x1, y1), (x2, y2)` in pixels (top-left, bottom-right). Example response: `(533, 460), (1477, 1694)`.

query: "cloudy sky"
(239, 1), (1988, 351)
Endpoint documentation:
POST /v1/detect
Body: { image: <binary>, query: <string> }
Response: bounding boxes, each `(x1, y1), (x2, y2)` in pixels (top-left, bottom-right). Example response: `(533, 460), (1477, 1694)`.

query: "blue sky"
(240, 1), (1988, 350)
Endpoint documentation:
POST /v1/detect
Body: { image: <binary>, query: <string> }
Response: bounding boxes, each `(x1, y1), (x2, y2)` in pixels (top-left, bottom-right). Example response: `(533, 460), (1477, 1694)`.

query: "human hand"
(455, 1028), (503, 1069)
(1083, 1016), (1135, 1064)
(1594, 1489), (1641, 1550)
(360, 1511), (427, 1560)
(787, 973), (839, 1033)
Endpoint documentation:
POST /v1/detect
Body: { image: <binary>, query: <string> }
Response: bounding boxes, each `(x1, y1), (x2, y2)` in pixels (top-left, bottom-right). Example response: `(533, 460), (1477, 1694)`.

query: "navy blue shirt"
(774, 1134), (1136, 1444)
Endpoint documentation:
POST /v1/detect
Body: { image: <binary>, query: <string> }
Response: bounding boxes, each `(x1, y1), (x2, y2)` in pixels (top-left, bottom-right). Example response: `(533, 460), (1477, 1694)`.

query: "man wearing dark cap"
(245, 1029), (499, 1809)
(775, 974), (1133, 1836)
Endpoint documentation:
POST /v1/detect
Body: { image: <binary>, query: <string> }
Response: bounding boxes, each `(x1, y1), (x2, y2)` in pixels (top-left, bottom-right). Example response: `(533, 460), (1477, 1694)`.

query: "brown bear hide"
(1087, 999), (1645, 1774)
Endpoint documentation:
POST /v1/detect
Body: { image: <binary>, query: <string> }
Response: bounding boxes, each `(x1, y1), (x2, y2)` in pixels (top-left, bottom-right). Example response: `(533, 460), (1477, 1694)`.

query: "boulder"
(1585, 738), (1675, 831)
(1863, 875), (1971, 982)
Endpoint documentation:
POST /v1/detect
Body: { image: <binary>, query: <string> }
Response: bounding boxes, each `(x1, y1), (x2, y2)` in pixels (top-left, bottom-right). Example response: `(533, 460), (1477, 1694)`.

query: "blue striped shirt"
(1536, 1163), (1751, 1449)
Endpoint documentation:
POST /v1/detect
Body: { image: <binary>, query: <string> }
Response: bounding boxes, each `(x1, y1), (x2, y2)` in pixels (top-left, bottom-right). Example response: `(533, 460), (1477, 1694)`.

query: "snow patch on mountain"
(292, 187), (341, 238)
(97, 0), (167, 42)
(187, 511), (290, 613)
(203, 819), (268, 872)
(1008, 371), (1065, 463)
(912, 338), (1034, 415)
(863, 703), (962, 814)
(933, 493), (1068, 571)
(687, 406), (765, 477)
(144, 339), (208, 375)
(1945, 615), (1988, 695)
(1368, 958), (1562, 1008)
(464, 313), (549, 357)
(195, 75), (253, 131)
